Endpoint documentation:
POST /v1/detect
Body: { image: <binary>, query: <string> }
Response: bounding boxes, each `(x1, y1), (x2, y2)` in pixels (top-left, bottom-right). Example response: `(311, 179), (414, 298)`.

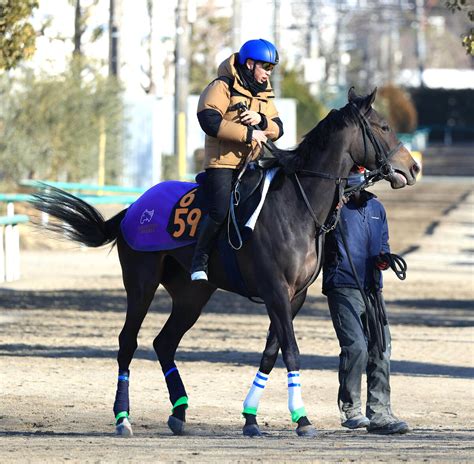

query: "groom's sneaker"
(367, 416), (410, 435)
(341, 414), (370, 429)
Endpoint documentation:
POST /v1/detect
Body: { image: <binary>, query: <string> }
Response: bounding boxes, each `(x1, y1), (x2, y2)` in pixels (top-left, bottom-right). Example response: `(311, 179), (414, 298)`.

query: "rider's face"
(246, 59), (273, 84)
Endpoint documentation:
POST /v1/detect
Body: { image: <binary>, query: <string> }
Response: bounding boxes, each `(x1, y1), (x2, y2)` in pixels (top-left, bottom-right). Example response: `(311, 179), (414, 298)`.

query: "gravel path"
(0, 177), (472, 462)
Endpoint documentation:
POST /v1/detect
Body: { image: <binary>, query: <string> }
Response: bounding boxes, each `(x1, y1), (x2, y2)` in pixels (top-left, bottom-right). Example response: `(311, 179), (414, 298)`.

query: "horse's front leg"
(242, 291), (308, 436)
(261, 286), (316, 437)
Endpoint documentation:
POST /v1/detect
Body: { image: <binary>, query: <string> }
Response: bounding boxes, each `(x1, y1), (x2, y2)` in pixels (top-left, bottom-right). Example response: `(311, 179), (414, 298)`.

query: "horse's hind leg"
(154, 257), (215, 435)
(242, 291), (307, 437)
(114, 242), (163, 437)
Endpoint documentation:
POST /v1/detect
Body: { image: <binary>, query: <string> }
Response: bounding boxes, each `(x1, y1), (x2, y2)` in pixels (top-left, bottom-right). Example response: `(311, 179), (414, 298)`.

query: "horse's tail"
(29, 185), (127, 247)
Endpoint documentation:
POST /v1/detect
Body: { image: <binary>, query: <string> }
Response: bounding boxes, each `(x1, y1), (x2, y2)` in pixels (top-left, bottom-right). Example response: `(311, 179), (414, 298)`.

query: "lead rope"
(369, 252), (407, 358)
(338, 219), (375, 348)
(339, 209), (408, 358)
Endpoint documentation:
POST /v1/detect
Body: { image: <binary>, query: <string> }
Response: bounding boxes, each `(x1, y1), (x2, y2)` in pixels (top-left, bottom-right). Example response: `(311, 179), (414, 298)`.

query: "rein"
(228, 100), (405, 304)
(278, 105), (406, 302)
(291, 102), (405, 236)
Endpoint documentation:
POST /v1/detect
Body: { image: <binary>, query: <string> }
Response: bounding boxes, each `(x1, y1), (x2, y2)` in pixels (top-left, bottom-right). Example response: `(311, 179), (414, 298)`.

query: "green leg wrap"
(242, 406), (258, 417)
(172, 396), (189, 413)
(115, 411), (129, 423)
(291, 407), (307, 423)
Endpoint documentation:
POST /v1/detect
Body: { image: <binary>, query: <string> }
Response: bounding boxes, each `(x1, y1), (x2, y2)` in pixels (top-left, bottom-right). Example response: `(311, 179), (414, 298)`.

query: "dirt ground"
(0, 177), (472, 463)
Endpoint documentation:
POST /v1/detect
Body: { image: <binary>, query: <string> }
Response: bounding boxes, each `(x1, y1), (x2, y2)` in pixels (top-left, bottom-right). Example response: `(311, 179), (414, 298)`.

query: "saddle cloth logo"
(140, 209), (155, 224)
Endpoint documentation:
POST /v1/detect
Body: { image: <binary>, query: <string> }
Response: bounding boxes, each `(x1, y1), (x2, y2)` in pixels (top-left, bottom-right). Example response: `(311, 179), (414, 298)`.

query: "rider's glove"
(375, 253), (390, 271)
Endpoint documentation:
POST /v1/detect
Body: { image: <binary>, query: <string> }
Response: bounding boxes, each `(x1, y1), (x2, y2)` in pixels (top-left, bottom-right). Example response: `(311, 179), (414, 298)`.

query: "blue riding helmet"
(238, 39), (279, 65)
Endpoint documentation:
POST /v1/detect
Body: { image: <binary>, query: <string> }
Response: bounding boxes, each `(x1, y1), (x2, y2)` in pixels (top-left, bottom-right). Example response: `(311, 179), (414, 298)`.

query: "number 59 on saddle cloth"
(120, 168), (279, 252)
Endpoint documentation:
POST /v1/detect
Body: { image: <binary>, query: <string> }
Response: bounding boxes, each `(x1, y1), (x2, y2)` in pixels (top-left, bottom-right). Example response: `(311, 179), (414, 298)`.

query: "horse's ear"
(348, 87), (358, 103)
(361, 88), (377, 113)
(368, 87), (377, 106)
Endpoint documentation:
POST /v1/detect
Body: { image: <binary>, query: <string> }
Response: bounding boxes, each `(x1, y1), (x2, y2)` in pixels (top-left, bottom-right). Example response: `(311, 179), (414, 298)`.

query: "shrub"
(378, 85), (418, 133)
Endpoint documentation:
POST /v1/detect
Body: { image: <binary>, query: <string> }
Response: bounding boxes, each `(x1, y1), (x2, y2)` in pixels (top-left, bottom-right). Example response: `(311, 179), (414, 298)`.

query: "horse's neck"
(296, 144), (349, 225)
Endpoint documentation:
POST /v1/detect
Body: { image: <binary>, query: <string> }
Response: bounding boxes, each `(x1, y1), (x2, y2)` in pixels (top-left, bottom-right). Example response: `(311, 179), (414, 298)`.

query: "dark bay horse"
(30, 88), (418, 438)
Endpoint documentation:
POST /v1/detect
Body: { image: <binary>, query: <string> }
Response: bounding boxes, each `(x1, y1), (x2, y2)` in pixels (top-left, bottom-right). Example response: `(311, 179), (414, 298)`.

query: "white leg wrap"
(288, 371), (306, 422)
(243, 371), (269, 415)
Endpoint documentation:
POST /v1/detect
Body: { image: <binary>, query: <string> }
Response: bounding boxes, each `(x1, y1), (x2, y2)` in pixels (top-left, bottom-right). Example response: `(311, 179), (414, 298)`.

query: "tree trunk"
(74, 0), (82, 57)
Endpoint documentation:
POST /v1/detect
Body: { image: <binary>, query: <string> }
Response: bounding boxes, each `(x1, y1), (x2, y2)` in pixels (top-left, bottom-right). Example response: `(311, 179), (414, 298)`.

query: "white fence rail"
(0, 203), (29, 283)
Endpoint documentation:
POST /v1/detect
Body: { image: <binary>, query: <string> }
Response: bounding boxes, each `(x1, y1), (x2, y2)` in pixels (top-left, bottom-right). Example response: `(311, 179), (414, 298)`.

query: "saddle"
(167, 163), (269, 243)
(120, 166), (275, 295)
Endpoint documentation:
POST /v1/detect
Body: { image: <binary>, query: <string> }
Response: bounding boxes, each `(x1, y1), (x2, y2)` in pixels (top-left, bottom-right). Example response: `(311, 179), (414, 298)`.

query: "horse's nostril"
(412, 163), (420, 174)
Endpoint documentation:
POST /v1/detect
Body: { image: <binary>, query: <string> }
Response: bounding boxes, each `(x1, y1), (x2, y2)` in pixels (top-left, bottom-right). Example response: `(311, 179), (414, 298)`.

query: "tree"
(189, 2), (231, 94)
(68, 0), (103, 76)
(281, 68), (328, 141)
(446, 0), (474, 55)
(141, 0), (156, 94)
(0, 0), (38, 71)
(378, 85), (418, 134)
(0, 62), (124, 185)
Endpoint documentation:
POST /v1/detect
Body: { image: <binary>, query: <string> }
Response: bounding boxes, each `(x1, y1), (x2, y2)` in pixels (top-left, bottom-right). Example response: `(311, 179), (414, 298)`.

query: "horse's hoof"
(167, 415), (185, 435)
(296, 424), (317, 437)
(116, 418), (133, 437)
(243, 424), (262, 437)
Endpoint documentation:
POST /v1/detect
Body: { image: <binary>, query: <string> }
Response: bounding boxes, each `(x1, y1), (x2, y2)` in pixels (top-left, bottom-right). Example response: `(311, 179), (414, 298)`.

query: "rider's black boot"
(190, 216), (221, 281)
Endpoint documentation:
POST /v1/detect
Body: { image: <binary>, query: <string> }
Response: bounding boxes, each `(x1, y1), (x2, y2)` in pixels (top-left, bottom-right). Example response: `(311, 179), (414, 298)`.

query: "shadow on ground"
(0, 287), (472, 327)
(0, 341), (472, 379)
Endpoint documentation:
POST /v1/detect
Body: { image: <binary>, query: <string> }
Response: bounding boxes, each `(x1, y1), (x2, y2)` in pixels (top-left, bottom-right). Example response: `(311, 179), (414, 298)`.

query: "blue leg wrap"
(113, 369), (130, 418)
(163, 363), (187, 405)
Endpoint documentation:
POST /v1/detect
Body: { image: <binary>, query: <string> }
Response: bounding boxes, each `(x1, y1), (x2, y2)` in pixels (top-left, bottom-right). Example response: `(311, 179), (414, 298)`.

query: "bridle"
(348, 102), (403, 181)
(287, 103), (405, 300)
(228, 100), (406, 302)
(294, 102), (405, 232)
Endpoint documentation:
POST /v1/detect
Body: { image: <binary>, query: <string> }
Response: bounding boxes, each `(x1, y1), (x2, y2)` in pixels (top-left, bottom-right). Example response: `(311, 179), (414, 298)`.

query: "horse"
(30, 88), (419, 438)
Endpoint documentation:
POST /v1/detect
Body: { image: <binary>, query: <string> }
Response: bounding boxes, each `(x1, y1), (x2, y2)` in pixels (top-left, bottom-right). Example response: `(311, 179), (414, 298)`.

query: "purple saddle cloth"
(121, 180), (199, 251)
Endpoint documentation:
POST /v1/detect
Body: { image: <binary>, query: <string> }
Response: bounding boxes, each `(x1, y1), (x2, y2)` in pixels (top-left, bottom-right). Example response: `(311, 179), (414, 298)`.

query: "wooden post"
(0, 226), (5, 284)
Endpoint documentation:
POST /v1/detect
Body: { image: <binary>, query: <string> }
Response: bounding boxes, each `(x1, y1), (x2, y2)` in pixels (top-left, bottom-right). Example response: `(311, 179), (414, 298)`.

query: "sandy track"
(0, 177), (472, 462)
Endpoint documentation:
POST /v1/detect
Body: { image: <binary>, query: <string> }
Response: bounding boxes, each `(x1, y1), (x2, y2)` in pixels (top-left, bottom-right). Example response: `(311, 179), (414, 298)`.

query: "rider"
(190, 38), (284, 281)
(322, 166), (410, 435)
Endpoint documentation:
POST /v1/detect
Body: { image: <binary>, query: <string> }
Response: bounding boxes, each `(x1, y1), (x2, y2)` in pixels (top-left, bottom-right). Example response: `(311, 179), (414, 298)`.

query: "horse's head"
(347, 88), (419, 189)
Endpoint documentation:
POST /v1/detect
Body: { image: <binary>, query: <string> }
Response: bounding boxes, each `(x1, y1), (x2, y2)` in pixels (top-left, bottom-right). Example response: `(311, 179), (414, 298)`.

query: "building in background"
(25, 0), (473, 187)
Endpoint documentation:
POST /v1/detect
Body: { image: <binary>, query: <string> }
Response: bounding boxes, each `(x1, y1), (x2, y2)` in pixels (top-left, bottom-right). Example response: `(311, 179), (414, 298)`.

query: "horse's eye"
(382, 125), (390, 132)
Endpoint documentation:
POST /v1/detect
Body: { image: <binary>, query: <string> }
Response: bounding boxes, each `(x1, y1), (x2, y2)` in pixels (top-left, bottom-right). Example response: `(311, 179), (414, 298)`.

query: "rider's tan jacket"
(197, 54), (283, 170)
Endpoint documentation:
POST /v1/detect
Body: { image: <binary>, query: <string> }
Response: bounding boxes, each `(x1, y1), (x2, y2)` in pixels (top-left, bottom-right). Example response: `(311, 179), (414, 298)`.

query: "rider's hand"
(375, 253), (390, 271)
(251, 130), (274, 148)
(240, 110), (262, 126)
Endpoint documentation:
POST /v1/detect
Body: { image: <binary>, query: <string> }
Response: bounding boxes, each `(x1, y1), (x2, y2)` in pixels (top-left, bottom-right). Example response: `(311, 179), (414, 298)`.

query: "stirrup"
(191, 270), (208, 281)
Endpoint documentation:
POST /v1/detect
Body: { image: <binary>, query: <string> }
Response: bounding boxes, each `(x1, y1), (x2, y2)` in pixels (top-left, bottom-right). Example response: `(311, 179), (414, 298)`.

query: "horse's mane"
(276, 103), (357, 174)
